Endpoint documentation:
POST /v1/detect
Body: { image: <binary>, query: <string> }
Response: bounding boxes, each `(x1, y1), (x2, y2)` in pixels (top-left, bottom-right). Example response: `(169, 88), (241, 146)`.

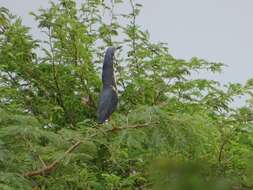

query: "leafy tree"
(0, 1), (253, 189)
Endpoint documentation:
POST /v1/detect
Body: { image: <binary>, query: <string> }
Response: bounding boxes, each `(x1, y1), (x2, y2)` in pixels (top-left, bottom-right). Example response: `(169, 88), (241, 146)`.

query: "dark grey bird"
(97, 47), (121, 124)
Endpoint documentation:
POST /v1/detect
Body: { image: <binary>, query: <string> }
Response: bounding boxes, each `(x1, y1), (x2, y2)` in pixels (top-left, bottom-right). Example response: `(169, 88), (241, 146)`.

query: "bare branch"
(107, 123), (151, 133)
(23, 141), (81, 177)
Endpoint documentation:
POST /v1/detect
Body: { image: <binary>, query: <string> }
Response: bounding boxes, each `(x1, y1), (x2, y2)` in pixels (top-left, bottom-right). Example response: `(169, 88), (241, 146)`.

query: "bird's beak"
(116, 46), (122, 50)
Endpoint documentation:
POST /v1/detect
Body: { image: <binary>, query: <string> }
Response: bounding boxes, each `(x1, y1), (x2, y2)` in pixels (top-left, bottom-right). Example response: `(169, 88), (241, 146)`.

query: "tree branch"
(48, 27), (72, 124)
(129, 0), (138, 66)
(107, 123), (151, 133)
(23, 141), (81, 177)
(23, 123), (151, 177)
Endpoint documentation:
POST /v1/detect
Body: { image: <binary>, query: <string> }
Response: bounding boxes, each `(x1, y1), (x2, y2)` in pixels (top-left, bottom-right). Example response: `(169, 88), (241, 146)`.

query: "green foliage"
(1, 1), (253, 189)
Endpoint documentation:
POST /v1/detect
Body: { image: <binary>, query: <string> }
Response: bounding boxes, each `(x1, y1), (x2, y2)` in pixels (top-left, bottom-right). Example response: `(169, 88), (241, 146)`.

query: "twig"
(26, 140), (47, 169)
(48, 27), (71, 124)
(218, 128), (238, 163)
(23, 141), (81, 177)
(129, 0), (138, 65)
(38, 155), (47, 168)
(108, 123), (151, 133)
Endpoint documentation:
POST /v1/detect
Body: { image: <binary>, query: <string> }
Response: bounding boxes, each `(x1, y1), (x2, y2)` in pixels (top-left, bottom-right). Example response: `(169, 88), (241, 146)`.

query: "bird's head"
(104, 46), (122, 64)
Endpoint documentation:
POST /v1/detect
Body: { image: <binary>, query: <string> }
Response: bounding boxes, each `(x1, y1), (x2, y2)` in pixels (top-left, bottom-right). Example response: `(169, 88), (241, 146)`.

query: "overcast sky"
(1, 0), (253, 96)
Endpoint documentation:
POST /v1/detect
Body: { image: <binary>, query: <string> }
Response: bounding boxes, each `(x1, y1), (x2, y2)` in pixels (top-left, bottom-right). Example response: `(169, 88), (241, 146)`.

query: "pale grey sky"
(1, 0), (253, 87)
(138, 0), (253, 85)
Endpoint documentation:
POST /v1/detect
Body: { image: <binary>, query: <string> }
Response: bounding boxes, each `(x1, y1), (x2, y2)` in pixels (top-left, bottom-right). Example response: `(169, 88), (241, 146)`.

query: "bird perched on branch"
(97, 46), (121, 124)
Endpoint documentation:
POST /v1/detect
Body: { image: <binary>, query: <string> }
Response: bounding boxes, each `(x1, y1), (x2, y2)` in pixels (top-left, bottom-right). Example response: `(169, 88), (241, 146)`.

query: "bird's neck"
(102, 57), (116, 87)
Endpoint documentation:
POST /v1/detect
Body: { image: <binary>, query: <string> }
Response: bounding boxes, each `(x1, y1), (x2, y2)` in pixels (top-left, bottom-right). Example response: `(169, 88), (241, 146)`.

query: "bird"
(97, 46), (121, 124)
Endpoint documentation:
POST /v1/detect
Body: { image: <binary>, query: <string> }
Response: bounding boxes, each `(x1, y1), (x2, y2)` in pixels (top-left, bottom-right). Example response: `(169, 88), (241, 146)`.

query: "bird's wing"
(97, 87), (118, 123)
